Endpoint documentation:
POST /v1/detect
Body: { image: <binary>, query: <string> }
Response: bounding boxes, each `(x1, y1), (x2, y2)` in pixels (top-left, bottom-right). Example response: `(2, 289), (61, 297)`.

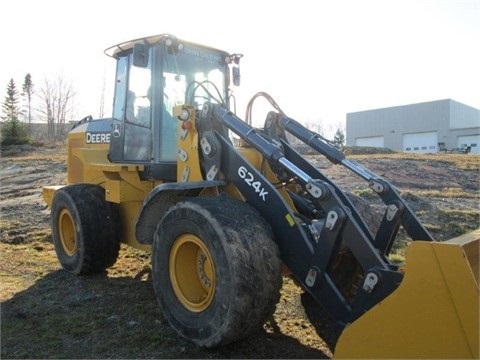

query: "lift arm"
(198, 103), (414, 325)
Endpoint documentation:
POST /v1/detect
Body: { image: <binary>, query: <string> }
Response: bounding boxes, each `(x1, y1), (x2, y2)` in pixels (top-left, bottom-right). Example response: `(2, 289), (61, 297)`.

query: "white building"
(346, 99), (480, 154)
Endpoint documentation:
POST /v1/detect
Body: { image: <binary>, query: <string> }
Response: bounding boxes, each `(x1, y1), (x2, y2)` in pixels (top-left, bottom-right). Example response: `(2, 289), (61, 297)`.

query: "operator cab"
(104, 34), (242, 180)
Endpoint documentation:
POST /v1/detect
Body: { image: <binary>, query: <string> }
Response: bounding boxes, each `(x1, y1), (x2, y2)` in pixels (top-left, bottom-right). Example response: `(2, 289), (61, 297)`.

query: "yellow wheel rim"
(58, 208), (77, 256)
(169, 234), (215, 312)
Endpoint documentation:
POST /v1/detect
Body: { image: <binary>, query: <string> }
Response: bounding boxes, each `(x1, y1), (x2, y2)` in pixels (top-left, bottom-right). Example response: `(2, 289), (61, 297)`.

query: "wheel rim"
(58, 208), (77, 256)
(169, 234), (215, 312)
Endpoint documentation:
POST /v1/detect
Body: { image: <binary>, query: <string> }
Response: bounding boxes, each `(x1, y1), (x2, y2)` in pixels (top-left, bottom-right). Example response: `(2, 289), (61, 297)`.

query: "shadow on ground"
(1, 269), (331, 359)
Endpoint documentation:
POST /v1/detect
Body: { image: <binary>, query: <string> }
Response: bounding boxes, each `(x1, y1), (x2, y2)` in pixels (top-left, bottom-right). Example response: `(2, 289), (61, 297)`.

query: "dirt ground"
(1, 145), (479, 359)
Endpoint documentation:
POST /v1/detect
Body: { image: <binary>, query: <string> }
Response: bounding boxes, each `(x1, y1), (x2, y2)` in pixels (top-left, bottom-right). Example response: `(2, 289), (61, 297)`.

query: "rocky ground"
(1, 145), (479, 359)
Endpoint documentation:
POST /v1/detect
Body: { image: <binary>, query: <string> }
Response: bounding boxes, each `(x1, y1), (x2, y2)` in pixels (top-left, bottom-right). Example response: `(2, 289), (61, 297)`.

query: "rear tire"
(51, 184), (120, 275)
(152, 194), (282, 347)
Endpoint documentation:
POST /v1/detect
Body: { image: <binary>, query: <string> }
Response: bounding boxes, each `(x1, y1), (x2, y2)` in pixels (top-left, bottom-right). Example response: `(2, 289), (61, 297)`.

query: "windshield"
(162, 43), (228, 110)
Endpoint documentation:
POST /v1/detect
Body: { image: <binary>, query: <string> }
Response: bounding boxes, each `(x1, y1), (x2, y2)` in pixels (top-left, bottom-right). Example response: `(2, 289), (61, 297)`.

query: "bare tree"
(305, 120), (324, 136)
(99, 71), (106, 118)
(38, 76), (75, 140)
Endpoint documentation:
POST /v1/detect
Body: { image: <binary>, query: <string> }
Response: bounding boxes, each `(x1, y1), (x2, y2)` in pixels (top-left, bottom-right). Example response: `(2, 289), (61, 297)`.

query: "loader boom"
(196, 102), (433, 326)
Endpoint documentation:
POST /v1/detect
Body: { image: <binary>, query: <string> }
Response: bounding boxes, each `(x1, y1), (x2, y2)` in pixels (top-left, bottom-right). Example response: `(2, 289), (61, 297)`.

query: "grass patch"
(351, 188), (377, 200)
(419, 208), (480, 240)
(388, 236), (411, 264)
(412, 187), (478, 199)
(0, 143), (67, 161)
(387, 208), (479, 263)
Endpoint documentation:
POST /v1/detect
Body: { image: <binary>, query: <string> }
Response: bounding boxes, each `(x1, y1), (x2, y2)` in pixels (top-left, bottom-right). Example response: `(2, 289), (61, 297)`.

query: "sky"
(1, 0), (479, 135)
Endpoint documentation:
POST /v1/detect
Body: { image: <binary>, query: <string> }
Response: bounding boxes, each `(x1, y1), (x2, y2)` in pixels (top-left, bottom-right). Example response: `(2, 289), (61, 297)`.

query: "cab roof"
(104, 33), (229, 58)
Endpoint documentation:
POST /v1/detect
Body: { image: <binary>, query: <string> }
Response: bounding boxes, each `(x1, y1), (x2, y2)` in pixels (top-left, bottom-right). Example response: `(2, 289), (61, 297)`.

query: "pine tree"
(2, 79), (21, 122)
(332, 127), (345, 150)
(1, 79), (30, 146)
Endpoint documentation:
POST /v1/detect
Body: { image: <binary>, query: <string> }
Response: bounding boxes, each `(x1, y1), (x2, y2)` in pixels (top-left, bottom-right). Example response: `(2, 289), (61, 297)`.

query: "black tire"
(51, 184), (120, 275)
(152, 194), (282, 347)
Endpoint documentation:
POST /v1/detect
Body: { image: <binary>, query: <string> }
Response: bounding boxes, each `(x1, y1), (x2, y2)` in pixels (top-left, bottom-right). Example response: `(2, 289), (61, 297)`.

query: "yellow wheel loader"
(42, 34), (479, 358)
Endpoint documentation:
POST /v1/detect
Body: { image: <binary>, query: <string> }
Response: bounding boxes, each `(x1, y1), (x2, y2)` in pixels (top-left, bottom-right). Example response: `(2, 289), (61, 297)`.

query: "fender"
(135, 180), (226, 244)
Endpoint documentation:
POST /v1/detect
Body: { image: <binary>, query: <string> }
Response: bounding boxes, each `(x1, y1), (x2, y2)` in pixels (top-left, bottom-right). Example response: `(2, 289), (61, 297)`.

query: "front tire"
(51, 184), (120, 275)
(152, 194), (282, 347)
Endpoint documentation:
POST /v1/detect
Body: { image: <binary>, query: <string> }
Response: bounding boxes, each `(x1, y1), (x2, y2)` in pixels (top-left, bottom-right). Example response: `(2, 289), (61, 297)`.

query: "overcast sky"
(1, 0), (479, 133)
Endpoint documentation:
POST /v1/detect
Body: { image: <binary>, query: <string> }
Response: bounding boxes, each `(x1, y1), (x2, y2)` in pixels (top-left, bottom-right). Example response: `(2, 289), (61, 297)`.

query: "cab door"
(109, 52), (153, 163)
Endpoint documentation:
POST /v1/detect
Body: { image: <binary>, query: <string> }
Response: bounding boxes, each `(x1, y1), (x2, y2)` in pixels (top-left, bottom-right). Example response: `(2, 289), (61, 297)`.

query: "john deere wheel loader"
(42, 34), (479, 358)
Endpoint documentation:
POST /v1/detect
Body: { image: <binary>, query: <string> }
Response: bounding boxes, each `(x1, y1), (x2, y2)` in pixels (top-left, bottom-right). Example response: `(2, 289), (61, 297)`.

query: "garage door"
(355, 136), (384, 148)
(457, 135), (480, 154)
(403, 132), (437, 153)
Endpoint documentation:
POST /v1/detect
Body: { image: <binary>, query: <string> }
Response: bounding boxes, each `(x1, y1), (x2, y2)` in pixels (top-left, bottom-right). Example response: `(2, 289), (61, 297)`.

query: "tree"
(38, 76), (75, 140)
(1, 79), (30, 146)
(305, 120), (324, 137)
(2, 79), (21, 122)
(99, 71), (106, 118)
(22, 73), (34, 134)
(332, 127), (345, 150)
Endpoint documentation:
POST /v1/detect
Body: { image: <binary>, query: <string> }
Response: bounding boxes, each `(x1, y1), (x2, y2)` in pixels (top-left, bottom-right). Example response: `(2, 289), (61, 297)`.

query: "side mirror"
(133, 43), (148, 67)
(230, 53), (243, 86)
(232, 66), (240, 86)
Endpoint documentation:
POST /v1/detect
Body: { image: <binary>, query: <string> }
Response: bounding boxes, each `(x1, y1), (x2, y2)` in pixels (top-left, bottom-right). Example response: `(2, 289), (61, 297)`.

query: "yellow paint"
(285, 213), (295, 227)
(42, 185), (65, 207)
(116, 201), (150, 251)
(175, 105), (203, 182)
